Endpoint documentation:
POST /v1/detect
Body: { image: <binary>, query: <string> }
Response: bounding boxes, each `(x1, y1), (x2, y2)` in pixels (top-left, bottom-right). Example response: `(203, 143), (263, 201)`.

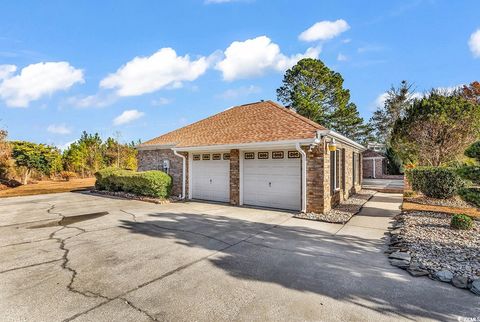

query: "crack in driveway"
(63, 214), (292, 321)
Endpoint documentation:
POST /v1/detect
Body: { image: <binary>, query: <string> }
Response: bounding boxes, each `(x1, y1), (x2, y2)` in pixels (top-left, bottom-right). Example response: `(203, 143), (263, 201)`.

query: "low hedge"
(459, 188), (480, 208)
(95, 168), (172, 198)
(405, 167), (464, 199)
(457, 165), (480, 185)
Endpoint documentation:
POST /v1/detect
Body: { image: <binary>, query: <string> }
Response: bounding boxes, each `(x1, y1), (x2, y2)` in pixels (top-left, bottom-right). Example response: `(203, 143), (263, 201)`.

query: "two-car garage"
(190, 150), (302, 211)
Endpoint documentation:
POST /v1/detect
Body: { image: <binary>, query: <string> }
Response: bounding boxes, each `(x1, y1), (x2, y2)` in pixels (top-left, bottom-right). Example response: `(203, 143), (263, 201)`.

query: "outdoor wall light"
(328, 138), (337, 152)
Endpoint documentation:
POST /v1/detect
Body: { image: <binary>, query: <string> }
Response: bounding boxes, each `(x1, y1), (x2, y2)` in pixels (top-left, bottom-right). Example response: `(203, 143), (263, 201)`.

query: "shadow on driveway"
(118, 209), (474, 321)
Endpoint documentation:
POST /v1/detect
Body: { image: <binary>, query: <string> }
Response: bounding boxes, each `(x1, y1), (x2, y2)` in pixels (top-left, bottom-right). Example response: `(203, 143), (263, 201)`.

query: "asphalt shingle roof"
(140, 100), (327, 148)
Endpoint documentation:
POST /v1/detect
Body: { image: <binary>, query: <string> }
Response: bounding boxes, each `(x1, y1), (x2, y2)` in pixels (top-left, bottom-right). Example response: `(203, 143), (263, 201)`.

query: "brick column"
(229, 149), (240, 206)
(305, 145), (324, 213)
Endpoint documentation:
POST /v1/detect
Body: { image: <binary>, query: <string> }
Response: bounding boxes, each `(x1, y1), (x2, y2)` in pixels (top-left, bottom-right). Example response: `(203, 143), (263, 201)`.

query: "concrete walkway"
(1, 191), (478, 321)
(363, 179), (404, 192)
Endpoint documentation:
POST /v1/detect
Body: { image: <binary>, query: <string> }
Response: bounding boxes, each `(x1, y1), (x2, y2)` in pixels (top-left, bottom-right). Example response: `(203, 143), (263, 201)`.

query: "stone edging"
(386, 213), (480, 296)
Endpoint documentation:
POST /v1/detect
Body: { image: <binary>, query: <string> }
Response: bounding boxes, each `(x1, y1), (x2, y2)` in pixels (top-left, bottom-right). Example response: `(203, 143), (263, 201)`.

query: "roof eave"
(318, 130), (366, 151)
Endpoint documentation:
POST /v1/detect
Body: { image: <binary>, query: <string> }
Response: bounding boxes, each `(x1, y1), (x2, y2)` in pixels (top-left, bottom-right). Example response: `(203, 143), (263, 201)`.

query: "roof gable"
(141, 100), (326, 148)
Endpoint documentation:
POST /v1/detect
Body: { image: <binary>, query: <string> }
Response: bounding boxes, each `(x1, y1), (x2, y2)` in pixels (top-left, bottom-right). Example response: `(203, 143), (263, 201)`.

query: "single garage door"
(191, 152), (230, 202)
(242, 150), (301, 210)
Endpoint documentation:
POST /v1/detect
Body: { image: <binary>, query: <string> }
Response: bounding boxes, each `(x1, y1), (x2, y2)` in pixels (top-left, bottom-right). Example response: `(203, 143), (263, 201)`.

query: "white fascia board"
(136, 144), (176, 151)
(172, 138), (317, 152)
(318, 130), (366, 151)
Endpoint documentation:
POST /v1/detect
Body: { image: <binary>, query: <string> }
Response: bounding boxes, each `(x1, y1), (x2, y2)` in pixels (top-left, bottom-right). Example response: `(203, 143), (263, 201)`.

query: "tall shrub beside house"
(391, 90), (480, 166)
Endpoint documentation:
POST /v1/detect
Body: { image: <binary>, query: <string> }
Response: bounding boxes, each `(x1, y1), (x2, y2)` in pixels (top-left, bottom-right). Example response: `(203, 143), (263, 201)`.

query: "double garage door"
(191, 150), (301, 210)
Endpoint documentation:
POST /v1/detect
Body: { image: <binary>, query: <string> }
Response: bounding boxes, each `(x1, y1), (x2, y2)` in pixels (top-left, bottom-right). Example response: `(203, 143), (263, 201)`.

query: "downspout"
(172, 149), (186, 199)
(295, 143), (307, 213)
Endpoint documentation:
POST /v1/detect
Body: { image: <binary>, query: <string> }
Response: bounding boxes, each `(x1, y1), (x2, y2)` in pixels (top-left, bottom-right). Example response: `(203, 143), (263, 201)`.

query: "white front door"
(191, 153), (230, 202)
(242, 151), (301, 210)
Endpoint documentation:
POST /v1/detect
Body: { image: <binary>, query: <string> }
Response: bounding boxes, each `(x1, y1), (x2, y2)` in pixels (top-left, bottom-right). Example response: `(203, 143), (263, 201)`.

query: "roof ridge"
(265, 100), (323, 130)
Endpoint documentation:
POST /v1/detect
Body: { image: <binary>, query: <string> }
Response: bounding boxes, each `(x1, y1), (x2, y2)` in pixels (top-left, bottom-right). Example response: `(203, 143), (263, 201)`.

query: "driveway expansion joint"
(121, 298), (158, 321)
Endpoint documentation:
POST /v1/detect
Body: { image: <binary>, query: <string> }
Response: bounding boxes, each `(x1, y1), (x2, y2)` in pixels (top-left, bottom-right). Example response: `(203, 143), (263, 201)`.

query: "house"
(362, 149), (386, 179)
(137, 100), (365, 215)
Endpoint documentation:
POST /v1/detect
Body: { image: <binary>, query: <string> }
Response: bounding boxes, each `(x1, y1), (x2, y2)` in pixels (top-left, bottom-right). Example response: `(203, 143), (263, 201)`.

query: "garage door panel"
(191, 157), (229, 203)
(243, 153), (301, 211)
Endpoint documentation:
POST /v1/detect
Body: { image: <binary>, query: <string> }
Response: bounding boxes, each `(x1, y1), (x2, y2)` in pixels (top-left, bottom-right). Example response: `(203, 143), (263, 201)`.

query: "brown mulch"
(405, 194), (472, 209)
(402, 201), (480, 219)
(0, 178), (96, 198)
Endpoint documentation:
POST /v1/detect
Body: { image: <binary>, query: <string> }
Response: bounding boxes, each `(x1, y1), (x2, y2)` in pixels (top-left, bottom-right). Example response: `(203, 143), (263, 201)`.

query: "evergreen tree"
(277, 58), (370, 142)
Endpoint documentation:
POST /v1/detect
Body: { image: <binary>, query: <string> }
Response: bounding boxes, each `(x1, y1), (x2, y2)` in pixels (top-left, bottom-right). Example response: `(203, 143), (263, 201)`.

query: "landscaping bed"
(386, 211), (480, 295)
(295, 189), (375, 223)
(90, 189), (178, 204)
(404, 194), (473, 209)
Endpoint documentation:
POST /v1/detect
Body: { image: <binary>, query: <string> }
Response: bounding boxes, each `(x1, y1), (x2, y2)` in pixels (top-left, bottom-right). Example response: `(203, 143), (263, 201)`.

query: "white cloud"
(113, 109), (145, 126)
(100, 48), (209, 96)
(469, 29), (480, 58)
(151, 97), (173, 106)
(299, 19), (350, 42)
(47, 124), (72, 135)
(56, 140), (75, 151)
(337, 53), (348, 62)
(216, 36), (320, 81)
(216, 85), (261, 100)
(0, 62), (84, 107)
(67, 92), (117, 108)
(0, 65), (16, 80)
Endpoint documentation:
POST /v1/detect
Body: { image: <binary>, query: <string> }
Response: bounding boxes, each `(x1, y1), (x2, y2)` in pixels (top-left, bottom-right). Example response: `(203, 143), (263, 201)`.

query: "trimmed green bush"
(457, 165), (480, 185)
(95, 168), (172, 198)
(465, 141), (480, 161)
(459, 188), (480, 208)
(407, 167), (464, 199)
(450, 214), (473, 230)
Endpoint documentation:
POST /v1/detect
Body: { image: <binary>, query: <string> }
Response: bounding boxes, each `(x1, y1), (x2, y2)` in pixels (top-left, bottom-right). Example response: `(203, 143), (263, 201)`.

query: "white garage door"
(243, 151), (301, 210)
(191, 153), (230, 202)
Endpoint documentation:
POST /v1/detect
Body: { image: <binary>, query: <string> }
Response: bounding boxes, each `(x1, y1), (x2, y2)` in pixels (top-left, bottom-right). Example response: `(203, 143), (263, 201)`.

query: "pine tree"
(277, 58), (370, 142)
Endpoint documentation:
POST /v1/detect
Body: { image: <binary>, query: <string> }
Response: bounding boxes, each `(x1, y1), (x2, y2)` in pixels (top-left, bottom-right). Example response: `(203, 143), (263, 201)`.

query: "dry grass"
(0, 178), (95, 198)
(402, 201), (480, 219)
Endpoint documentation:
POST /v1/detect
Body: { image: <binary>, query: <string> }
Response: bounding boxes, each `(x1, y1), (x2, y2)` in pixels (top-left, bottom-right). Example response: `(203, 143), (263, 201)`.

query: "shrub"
(95, 168), (172, 198)
(457, 165), (480, 185)
(464, 141), (480, 161)
(407, 166), (464, 199)
(403, 191), (416, 198)
(450, 214), (473, 230)
(60, 171), (76, 181)
(94, 167), (123, 190)
(459, 188), (480, 208)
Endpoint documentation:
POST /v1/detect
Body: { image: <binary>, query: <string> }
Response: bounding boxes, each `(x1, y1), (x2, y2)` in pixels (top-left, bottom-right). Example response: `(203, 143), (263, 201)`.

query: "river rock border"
(386, 211), (480, 296)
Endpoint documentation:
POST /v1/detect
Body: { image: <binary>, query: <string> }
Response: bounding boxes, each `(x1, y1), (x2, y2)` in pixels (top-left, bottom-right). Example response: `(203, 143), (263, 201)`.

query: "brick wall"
(137, 149), (187, 198)
(320, 140), (363, 212)
(305, 145), (324, 213)
(229, 149), (240, 205)
(362, 158), (384, 178)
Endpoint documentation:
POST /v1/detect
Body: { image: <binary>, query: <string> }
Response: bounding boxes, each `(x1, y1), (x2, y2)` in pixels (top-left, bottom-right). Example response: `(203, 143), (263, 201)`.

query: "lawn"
(0, 178), (95, 198)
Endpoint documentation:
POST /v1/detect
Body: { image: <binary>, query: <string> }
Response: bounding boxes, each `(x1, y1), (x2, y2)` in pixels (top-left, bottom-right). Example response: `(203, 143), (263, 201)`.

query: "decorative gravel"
(90, 190), (178, 204)
(295, 189), (375, 223)
(405, 194), (473, 209)
(387, 211), (480, 295)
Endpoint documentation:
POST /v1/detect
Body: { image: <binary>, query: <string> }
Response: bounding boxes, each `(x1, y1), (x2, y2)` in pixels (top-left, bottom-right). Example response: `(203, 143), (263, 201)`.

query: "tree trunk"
(22, 168), (31, 185)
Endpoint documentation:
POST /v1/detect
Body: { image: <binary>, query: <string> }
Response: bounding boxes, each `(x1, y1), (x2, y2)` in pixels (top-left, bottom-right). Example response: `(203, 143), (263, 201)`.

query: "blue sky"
(0, 0), (479, 148)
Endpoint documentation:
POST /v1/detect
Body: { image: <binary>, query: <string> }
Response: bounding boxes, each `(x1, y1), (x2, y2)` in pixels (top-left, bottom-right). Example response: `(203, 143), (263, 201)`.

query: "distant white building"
(366, 142), (386, 154)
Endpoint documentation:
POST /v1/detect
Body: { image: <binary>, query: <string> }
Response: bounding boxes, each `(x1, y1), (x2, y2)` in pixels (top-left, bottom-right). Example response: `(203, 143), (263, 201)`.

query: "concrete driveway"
(0, 192), (477, 321)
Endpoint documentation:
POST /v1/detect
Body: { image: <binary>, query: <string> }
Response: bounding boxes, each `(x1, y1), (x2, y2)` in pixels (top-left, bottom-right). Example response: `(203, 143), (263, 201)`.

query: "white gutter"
(318, 130), (366, 151)
(295, 143), (307, 213)
(172, 149), (186, 199)
(172, 138), (317, 152)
